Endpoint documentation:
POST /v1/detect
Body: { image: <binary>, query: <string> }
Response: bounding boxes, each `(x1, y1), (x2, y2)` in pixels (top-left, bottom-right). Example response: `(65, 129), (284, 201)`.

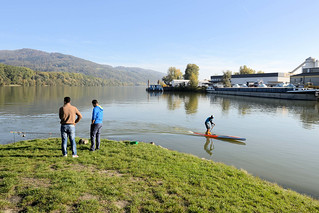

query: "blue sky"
(1, 0), (319, 79)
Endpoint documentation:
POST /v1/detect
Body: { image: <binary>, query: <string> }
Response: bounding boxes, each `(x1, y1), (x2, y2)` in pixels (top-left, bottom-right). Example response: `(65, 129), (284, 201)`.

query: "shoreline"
(0, 138), (318, 212)
(2, 84), (22, 87)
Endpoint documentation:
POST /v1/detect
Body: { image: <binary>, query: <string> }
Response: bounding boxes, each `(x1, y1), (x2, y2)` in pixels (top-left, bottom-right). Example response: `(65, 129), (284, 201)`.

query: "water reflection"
(0, 86), (149, 115)
(147, 91), (163, 97)
(204, 137), (214, 156)
(221, 99), (231, 114)
(165, 93), (182, 111)
(163, 93), (200, 114)
(202, 136), (246, 157)
(2, 86), (318, 129)
(152, 91), (319, 127)
(184, 94), (198, 114)
(208, 94), (319, 128)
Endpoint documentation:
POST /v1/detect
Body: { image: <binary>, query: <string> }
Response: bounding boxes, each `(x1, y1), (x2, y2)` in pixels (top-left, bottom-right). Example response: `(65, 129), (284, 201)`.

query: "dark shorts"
(205, 122), (210, 129)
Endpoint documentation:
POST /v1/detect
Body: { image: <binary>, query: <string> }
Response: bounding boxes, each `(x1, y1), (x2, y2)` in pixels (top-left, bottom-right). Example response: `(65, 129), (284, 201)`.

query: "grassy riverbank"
(1, 138), (318, 212)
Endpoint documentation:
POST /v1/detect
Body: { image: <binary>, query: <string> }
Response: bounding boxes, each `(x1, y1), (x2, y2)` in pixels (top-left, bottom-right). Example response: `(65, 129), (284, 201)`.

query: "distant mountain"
(0, 48), (164, 85)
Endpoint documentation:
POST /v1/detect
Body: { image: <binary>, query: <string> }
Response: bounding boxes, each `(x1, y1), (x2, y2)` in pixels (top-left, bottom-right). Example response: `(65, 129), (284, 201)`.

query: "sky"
(1, 0), (319, 80)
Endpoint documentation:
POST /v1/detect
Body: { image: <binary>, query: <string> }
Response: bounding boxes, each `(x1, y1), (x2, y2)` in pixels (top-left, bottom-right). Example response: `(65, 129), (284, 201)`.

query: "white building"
(231, 73), (290, 86)
(171, 80), (190, 87)
(171, 79), (210, 87)
(291, 57), (319, 87)
(302, 57), (319, 73)
(210, 73), (290, 86)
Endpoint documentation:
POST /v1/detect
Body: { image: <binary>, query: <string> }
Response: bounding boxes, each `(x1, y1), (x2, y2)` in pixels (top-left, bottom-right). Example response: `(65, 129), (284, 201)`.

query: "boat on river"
(206, 86), (319, 101)
(206, 86), (215, 93)
(287, 88), (319, 94)
(146, 84), (163, 92)
(193, 131), (246, 141)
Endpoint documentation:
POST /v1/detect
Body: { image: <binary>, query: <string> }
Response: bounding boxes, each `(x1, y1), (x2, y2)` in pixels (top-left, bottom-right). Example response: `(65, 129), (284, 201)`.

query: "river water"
(1, 86), (319, 198)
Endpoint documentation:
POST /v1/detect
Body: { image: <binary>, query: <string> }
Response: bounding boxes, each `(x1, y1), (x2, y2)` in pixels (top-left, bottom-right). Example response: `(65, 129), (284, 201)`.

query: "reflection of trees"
(163, 93), (199, 114)
(0, 86), (79, 106)
(0, 86), (36, 105)
(165, 94), (182, 110)
(0, 86), (84, 115)
(300, 107), (319, 129)
(238, 103), (251, 115)
(209, 94), (319, 127)
(184, 94), (198, 114)
(0, 86), (122, 115)
(221, 99), (230, 114)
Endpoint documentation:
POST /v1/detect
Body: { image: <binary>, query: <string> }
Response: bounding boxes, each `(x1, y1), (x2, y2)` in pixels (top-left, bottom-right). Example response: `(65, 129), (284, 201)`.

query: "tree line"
(222, 65), (264, 87)
(162, 64), (264, 88)
(0, 63), (124, 86)
(162, 64), (200, 88)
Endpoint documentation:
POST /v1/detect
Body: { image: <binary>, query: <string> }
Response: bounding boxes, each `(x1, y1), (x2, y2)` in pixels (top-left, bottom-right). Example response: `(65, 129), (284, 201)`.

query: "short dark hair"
(64, 97), (71, 103)
(92, 99), (98, 105)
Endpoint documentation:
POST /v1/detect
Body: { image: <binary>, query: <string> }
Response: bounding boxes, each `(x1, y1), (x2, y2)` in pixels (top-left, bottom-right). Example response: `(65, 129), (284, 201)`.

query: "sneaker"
(72, 155), (79, 158)
(63, 154), (67, 157)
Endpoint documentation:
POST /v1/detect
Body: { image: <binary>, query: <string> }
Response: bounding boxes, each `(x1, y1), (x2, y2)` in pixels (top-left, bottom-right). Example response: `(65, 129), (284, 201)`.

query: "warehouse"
(290, 57), (319, 87)
(210, 72), (290, 87)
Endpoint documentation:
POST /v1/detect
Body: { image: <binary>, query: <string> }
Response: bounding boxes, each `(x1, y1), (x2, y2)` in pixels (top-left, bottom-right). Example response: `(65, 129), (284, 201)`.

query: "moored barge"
(206, 87), (319, 101)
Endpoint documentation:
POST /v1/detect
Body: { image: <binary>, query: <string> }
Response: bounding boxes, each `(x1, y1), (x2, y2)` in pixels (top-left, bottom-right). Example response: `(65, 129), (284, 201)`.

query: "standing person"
(90, 99), (103, 151)
(205, 115), (215, 135)
(59, 97), (82, 158)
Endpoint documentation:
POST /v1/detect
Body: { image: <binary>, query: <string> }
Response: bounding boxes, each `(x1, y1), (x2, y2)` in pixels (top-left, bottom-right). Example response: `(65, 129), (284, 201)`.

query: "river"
(0, 86), (319, 198)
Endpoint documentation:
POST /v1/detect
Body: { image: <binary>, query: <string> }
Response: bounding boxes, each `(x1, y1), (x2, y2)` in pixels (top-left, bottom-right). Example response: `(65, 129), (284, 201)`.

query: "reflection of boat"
(212, 137), (246, 145)
(146, 84), (163, 92)
(193, 132), (246, 141)
(148, 92), (163, 97)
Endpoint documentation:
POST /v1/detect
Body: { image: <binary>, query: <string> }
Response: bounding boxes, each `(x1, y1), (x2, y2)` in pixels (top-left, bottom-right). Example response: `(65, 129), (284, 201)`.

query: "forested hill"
(0, 49), (164, 85)
(0, 63), (122, 86)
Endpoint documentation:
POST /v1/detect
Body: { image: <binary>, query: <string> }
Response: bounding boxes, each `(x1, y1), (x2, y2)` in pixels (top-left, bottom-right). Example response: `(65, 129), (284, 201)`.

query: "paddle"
(210, 123), (215, 134)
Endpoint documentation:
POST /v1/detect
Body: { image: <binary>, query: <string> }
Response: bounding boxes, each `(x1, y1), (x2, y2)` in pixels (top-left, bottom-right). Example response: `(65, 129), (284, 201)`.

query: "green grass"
(0, 138), (318, 212)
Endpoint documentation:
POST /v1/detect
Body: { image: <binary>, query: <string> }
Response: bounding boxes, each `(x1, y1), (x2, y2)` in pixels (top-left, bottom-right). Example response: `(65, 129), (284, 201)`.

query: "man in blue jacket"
(90, 99), (103, 151)
(205, 115), (215, 135)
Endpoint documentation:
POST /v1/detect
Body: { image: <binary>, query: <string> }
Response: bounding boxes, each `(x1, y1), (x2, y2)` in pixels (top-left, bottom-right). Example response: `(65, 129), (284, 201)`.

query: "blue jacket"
(92, 105), (103, 124)
(205, 117), (214, 124)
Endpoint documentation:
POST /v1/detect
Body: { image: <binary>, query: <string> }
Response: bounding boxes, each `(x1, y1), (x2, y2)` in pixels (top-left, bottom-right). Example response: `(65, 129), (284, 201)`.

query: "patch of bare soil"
(21, 177), (51, 188)
(114, 200), (129, 209)
(98, 170), (124, 177)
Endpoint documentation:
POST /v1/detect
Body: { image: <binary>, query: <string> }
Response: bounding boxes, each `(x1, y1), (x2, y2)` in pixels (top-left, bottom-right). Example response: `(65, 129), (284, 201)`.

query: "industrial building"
(210, 57), (319, 87)
(210, 72), (290, 87)
(290, 57), (319, 87)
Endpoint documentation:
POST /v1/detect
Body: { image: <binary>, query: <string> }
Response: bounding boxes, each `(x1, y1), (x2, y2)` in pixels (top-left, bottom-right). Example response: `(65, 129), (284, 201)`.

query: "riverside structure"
(208, 57), (319, 101)
(206, 87), (319, 101)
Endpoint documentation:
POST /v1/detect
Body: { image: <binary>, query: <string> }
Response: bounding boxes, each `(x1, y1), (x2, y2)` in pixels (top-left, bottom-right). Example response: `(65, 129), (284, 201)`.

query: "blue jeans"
(90, 123), (102, 150)
(61, 124), (77, 155)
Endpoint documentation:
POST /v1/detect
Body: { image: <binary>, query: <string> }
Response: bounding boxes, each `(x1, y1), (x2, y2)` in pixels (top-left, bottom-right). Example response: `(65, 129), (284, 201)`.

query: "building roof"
(291, 72), (319, 77)
(171, 80), (189, 82)
(210, 72), (286, 80)
(231, 72), (283, 78)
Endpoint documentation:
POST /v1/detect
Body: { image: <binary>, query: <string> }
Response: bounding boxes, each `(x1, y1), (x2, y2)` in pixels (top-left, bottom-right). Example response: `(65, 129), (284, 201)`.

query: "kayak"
(193, 132), (246, 141)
